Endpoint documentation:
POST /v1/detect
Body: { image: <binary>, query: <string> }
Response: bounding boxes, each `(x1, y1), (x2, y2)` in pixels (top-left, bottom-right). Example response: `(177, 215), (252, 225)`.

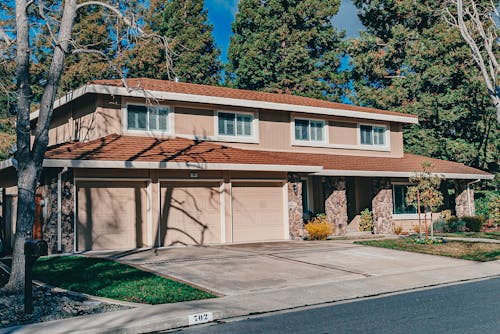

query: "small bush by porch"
(356, 238), (500, 262)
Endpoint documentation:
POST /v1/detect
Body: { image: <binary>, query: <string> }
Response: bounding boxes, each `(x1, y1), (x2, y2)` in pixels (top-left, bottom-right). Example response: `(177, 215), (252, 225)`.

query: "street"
(174, 277), (500, 334)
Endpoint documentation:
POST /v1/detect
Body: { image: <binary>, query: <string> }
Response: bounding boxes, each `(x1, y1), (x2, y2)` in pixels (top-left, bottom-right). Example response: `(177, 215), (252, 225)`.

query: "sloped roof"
(91, 78), (418, 121)
(43, 134), (492, 179)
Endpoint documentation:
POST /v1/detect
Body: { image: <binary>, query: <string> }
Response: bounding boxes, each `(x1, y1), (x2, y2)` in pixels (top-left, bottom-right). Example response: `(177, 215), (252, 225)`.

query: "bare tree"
(444, 0), (500, 121)
(0, 0), (171, 293)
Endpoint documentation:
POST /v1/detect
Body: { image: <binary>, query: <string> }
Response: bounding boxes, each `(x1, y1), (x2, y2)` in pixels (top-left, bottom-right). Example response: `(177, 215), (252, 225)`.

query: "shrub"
(359, 209), (373, 232)
(305, 214), (334, 240)
(394, 225), (403, 235)
(446, 216), (466, 232)
(433, 219), (448, 233)
(413, 225), (421, 234)
(475, 191), (500, 224)
(461, 216), (485, 232)
(440, 210), (452, 221)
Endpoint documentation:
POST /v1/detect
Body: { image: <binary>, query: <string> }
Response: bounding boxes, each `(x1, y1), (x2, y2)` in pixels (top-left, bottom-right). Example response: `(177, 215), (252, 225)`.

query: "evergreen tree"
(126, 0), (222, 84)
(227, 0), (345, 100)
(349, 0), (499, 178)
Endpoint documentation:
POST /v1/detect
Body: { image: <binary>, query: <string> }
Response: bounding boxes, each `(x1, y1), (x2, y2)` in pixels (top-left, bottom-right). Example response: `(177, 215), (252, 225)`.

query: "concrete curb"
(2, 260), (498, 334)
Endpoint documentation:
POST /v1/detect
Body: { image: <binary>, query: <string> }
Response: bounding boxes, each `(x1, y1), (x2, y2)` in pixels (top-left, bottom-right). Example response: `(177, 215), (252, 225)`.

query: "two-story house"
(0, 78), (493, 253)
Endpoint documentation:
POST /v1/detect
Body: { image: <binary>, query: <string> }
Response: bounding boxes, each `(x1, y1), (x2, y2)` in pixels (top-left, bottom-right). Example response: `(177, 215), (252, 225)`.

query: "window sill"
(292, 141), (391, 152)
(392, 213), (432, 220)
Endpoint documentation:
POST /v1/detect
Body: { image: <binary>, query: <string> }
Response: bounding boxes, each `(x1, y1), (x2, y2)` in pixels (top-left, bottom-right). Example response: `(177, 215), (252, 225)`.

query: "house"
(0, 78), (493, 253)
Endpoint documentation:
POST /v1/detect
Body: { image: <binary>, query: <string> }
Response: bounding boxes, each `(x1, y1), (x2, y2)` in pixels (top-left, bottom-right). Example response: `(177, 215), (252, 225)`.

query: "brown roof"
(91, 78), (417, 120)
(45, 134), (490, 177)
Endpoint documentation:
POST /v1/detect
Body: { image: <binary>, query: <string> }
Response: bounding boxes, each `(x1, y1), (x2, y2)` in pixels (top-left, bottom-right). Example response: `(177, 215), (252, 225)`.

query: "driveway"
(98, 240), (476, 296)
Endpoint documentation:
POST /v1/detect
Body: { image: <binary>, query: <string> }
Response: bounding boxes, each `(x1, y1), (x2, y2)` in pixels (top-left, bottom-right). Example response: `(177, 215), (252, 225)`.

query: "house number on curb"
(188, 312), (213, 325)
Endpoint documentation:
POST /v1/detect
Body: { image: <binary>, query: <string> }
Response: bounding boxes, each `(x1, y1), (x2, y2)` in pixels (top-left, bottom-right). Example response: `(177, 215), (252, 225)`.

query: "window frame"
(291, 117), (328, 145)
(214, 110), (258, 143)
(123, 102), (173, 135)
(392, 183), (432, 220)
(357, 123), (389, 148)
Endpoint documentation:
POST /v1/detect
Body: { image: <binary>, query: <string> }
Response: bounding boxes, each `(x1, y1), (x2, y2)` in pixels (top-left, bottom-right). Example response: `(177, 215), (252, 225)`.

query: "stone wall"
(37, 169), (75, 254)
(455, 181), (474, 217)
(288, 174), (304, 240)
(372, 178), (393, 234)
(324, 177), (348, 235)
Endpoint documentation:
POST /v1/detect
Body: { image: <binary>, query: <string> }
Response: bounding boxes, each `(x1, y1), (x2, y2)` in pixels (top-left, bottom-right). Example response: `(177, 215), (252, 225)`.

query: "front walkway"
(93, 240), (485, 296)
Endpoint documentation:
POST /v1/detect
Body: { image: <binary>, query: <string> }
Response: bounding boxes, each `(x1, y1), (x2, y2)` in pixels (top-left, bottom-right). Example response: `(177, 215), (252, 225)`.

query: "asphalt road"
(174, 277), (500, 334)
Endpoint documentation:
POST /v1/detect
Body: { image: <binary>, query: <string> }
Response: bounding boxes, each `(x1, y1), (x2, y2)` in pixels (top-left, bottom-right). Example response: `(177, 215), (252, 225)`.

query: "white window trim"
(214, 110), (259, 144)
(357, 123), (390, 149)
(122, 102), (175, 135)
(391, 183), (433, 220)
(291, 116), (328, 145)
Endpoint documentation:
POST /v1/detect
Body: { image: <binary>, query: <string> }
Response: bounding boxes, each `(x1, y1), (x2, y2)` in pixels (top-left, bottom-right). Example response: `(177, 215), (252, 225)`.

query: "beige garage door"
(232, 182), (284, 243)
(160, 181), (221, 246)
(77, 181), (149, 251)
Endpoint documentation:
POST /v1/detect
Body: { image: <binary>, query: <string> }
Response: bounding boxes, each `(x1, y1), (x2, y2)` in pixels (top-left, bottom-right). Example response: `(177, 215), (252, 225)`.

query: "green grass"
(434, 232), (500, 240)
(32, 256), (215, 304)
(355, 238), (500, 262)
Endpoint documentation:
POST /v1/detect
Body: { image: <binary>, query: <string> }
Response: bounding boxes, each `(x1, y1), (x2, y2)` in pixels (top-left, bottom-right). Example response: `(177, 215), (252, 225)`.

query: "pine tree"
(349, 0), (499, 178)
(227, 0), (345, 100)
(126, 0), (222, 85)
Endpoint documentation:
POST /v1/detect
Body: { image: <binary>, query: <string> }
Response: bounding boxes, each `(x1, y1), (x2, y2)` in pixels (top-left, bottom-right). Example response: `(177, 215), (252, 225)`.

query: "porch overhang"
(314, 169), (494, 180)
(0, 159), (17, 187)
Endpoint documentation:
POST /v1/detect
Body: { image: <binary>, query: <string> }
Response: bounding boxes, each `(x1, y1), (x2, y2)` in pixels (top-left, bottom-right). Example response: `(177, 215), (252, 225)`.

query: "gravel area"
(0, 284), (131, 329)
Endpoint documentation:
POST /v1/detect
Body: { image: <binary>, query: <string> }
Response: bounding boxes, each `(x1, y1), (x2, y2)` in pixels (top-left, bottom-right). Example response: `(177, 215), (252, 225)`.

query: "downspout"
(466, 179), (481, 216)
(57, 167), (68, 252)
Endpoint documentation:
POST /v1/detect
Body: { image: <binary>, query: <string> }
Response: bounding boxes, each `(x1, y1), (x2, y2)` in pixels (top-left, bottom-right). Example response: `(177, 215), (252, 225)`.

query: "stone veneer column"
(455, 181), (474, 217)
(38, 169), (75, 254)
(372, 178), (393, 234)
(324, 177), (348, 235)
(288, 173), (304, 240)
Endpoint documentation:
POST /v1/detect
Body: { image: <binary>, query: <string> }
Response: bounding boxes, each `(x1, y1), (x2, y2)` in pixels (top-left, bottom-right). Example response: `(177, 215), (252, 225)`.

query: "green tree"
(227, 0), (345, 99)
(126, 0), (222, 84)
(349, 0), (499, 180)
(406, 162), (444, 240)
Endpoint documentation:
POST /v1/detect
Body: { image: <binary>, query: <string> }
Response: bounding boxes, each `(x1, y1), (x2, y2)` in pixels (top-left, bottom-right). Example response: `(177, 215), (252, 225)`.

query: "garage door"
(232, 182), (285, 243)
(77, 181), (149, 251)
(160, 181), (222, 246)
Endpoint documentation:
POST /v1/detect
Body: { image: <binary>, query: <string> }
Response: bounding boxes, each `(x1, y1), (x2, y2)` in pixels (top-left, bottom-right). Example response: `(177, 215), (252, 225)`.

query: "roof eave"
(314, 169), (494, 180)
(43, 158), (323, 173)
(30, 84), (419, 124)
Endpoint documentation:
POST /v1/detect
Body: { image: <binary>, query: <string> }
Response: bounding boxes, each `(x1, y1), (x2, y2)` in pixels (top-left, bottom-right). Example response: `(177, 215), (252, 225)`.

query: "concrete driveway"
(99, 240), (476, 296)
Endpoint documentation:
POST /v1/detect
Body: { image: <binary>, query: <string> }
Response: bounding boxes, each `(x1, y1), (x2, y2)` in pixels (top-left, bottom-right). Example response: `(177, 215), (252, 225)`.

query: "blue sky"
(204, 0), (365, 62)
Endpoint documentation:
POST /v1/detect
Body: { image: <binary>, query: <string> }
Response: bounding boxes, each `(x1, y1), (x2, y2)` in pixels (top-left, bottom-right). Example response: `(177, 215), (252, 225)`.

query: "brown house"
(0, 78), (493, 253)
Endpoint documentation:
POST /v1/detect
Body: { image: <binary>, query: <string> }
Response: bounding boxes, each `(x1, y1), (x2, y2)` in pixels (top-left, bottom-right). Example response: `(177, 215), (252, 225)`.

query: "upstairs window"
(295, 119), (325, 142)
(127, 105), (169, 132)
(360, 125), (386, 146)
(218, 112), (254, 137)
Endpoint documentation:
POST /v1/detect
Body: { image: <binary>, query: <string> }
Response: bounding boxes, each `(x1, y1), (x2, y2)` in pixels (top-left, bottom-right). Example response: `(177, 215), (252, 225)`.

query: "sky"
(204, 0), (365, 62)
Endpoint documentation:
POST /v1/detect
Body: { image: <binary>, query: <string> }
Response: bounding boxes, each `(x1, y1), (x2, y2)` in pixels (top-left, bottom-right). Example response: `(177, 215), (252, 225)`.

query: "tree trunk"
(492, 94), (500, 123)
(417, 191), (422, 239)
(4, 168), (38, 292)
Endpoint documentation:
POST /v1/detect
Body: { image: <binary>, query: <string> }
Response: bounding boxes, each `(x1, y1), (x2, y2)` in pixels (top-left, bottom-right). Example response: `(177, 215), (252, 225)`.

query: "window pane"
(360, 125), (373, 145)
(393, 185), (417, 214)
(149, 108), (158, 130)
(157, 108), (169, 130)
(236, 114), (253, 136)
(310, 121), (324, 141)
(218, 113), (235, 135)
(301, 180), (309, 212)
(127, 105), (147, 130)
(373, 127), (385, 145)
(295, 119), (309, 140)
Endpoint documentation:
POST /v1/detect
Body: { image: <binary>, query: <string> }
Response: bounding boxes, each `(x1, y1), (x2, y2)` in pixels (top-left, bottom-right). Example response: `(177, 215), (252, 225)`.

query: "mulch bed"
(0, 284), (129, 329)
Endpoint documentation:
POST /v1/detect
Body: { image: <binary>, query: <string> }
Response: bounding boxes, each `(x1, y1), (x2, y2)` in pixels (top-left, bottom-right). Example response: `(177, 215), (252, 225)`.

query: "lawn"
(355, 238), (500, 262)
(31, 256), (215, 304)
(434, 231), (500, 241)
